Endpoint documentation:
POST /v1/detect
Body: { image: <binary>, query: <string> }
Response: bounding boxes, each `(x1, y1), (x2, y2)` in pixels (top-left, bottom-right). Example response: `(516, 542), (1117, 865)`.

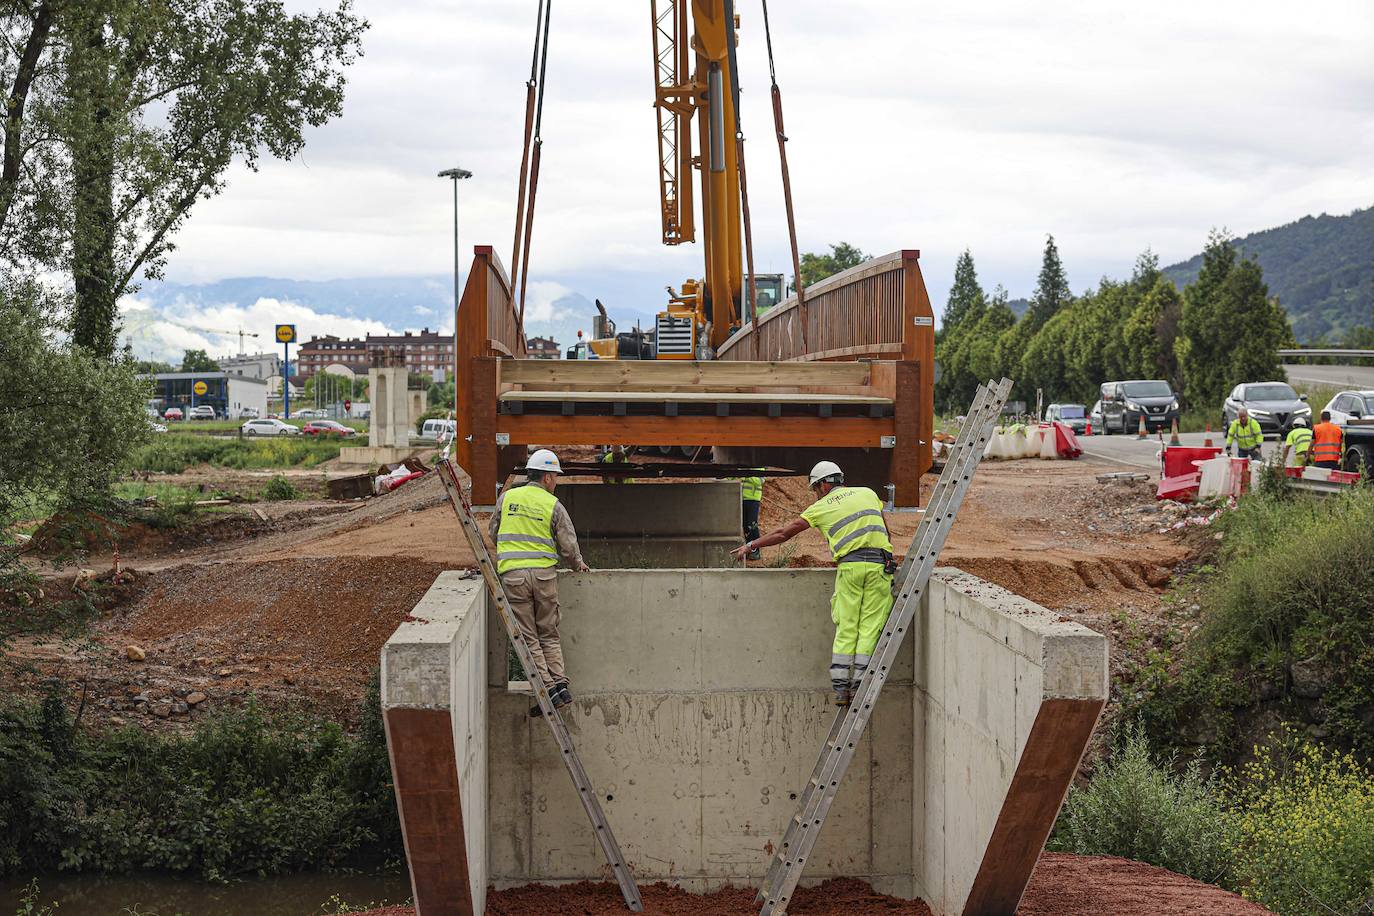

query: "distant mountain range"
(1163, 205), (1374, 342)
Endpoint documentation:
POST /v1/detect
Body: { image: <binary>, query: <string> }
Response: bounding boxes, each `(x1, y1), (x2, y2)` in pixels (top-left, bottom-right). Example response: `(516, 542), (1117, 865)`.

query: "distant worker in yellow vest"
(1311, 411), (1345, 470)
(731, 461), (895, 706)
(489, 449), (590, 715)
(1226, 408), (1264, 460)
(1281, 416), (1313, 468)
(733, 468), (764, 559)
(599, 445), (635, 484)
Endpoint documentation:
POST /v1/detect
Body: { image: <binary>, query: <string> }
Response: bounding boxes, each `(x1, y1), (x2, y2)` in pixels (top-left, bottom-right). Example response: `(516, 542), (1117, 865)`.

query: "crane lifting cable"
(515, 0), (553, 342)
(509, 0), (545, 291)
(760, 0), (808, 352)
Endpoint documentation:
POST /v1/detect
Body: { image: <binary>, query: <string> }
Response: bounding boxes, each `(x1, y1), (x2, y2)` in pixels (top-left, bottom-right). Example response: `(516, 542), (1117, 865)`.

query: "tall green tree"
(942, 249), (985, 333)
(1026, 234), (1071, 332)
(1123, 276), (1183, 388)
(796, 242), (868, 289)
(1, 0), (367, 358)
(180, 348), (219, 372)
(1176, 231), (1293, 408)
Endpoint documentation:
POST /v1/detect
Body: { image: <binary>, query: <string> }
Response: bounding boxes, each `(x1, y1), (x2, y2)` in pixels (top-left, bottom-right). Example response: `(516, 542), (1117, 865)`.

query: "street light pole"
(438, 167), (473, 431)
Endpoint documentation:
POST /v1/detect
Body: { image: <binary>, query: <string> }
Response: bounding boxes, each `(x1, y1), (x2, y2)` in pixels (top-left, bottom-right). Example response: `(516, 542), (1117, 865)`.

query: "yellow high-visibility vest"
(801, 486), (892, 561)
(496, 484), (559, 574)
(1227, 417), (1264, 451)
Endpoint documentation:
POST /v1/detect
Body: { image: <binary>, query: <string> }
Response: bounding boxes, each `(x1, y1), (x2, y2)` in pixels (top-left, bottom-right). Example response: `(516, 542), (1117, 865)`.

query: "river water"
(0, 871), (410, 915)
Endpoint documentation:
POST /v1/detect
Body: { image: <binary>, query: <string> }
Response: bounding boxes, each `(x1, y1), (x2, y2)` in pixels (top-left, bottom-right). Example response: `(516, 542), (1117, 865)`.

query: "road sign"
(193, 380), (208, 396)
(344, 398), (352, 412)
(275, 324), (297, 344)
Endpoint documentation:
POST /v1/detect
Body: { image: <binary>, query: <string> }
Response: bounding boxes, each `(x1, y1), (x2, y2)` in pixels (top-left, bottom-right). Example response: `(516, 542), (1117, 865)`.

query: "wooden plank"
(496, 414), (894, 448)
(498, 359), (872, 391)
(500, 390), (891, 405)
(892, 361), (920, 506)
(384, 707), (474, 916)
(961, 697), (1105, 916)
(470, 357), (500, 506)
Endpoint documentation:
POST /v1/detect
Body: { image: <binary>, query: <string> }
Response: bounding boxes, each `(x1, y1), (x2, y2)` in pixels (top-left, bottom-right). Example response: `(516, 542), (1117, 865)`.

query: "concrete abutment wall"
(382, 567), (1107, 916)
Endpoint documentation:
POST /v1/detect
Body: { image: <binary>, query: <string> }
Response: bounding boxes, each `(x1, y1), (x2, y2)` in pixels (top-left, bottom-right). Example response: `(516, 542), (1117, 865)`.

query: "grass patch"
(129, 437), (343, 474)
(262, 476), (302, 501)
(0, 675), (399, 883)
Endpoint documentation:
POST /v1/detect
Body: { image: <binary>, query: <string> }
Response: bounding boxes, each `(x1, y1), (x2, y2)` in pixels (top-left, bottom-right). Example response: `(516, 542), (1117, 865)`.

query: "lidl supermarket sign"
(275, 324), (297, 344)
(193, 380), (208, 396)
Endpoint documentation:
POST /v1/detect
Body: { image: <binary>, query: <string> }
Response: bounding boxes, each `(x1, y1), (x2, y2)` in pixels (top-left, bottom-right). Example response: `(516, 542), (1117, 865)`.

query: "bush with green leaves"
(0, 675), (399, 881)
(262, 475), (301, 501)
(1049, 724), (1233, 885)
(129, 436), (342, 473)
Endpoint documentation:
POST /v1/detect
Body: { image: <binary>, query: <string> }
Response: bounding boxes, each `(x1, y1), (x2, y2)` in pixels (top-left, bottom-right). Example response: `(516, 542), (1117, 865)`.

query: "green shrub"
(128, 437), (342, 474)
(262, 476), (301, 501)
(1049, 724), (1233, 885)
(0, 674), (398, 881)
(1225, 736), (1374, 916)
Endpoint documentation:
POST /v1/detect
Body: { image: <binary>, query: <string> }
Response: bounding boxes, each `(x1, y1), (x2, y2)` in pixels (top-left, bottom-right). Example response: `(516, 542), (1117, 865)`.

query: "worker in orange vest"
(1310, 411), (1345, 470)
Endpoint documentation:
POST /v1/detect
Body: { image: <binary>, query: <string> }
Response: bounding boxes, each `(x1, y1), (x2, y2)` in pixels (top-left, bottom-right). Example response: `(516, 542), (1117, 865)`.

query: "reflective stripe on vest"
(1312, 423), (1344, 463)
(496, 484), (560, 574)
(803, 486), (893, 561)
(1285, 427), (1312, 455)
(740, 471), (763, 502)
(1228, 418), (1264, 451)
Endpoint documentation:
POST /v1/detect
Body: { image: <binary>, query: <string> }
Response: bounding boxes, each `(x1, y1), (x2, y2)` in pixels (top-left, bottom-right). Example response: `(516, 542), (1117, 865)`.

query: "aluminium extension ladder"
(437, 459), (644, 912)
(757, 378), (1014, 915)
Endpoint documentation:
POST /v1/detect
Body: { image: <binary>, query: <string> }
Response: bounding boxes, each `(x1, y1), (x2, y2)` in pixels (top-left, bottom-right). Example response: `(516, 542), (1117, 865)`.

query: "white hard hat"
(808, 460), (843, 487)
(1291, 416), (1307, 427)
(527, 449), (563, 474)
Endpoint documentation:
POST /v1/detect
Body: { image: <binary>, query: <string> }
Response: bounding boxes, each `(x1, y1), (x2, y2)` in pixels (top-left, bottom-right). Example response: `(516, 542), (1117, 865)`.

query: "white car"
(241, 418), (301, 437)
(189, 405), (216, 420)
(148, 420), (168, 434)
(1322, 390), (1374, 426)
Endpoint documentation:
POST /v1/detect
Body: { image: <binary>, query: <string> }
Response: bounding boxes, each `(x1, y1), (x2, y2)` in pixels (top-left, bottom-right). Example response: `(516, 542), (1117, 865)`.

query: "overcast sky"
(148, 0), (1374, 337)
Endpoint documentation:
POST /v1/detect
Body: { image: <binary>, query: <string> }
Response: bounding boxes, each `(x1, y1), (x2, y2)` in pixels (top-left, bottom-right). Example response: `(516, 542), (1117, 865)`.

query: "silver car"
(1222, 382), (1310, 436)
(1323, 389), (1374, 426)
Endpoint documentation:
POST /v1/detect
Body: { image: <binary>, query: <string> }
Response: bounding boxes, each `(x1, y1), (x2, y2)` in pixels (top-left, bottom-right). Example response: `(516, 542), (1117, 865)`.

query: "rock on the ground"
(186, 691), (207, 706)
(125, 645), (146, 661)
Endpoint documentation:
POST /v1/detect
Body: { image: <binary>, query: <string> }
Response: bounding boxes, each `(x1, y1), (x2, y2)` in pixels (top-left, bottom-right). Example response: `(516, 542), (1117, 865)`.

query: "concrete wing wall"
(381, 572), (488, 916)
(555, 481), (743, 568)
(914, 569), (1108, 916)
(488, 569), (917, 894)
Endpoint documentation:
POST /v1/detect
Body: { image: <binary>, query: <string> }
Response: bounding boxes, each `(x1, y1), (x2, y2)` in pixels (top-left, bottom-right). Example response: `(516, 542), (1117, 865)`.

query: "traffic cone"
(1169, 418), (1181, 446)
(1136, 414), (1147, 440)
(1204, 423), (1213, 448)
(1085, 418), (1093, 436)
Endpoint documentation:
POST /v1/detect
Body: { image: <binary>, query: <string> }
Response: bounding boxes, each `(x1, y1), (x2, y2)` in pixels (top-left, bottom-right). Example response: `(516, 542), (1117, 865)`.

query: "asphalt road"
(1078, 429), (1281, 471)
(1281, 363), (1374, 390)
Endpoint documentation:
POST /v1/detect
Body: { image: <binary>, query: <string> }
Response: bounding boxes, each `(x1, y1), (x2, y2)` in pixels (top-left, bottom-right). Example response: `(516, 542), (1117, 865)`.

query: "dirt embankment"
(353, 853), (1271, 915)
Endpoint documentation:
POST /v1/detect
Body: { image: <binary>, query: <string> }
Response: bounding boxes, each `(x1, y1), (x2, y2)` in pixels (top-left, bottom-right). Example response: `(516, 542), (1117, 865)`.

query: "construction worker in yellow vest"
(731, 461), (894, 706)
(599, 445), (635, 484)
(730, 469), (765, 559)
(1281, 416), (1313, 468)
(1226, 408), (1264, 460)
(489, 449), (590, 715)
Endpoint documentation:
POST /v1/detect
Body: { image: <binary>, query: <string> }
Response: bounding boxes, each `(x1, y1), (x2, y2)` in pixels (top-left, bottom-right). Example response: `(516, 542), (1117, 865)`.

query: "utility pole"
(438, 167), (473, 425)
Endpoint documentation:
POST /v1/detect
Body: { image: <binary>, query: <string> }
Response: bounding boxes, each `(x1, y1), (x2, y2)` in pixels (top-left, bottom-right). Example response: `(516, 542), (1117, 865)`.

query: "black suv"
(1098, 380), (1180, 435)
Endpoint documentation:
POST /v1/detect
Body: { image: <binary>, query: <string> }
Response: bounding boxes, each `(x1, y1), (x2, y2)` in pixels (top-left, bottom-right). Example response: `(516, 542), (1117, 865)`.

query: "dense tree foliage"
(179, 348), (219, 372)
(1162, 205), (1374, 343)
(936, 235), (1295, 413)
(795, 241), (868, 290)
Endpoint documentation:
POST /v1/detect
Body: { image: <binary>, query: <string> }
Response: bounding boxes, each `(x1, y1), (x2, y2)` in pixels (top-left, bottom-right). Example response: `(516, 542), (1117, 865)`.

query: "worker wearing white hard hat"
(489, 448), (590, 715)
(731, 460), (895, 706)
(1282, 415), (1313, 468)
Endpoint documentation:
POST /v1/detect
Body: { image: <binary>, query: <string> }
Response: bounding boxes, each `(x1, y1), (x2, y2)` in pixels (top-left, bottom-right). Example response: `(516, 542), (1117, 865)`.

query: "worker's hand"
(730, 541), (753, 562)
(575, 559), (591, 572)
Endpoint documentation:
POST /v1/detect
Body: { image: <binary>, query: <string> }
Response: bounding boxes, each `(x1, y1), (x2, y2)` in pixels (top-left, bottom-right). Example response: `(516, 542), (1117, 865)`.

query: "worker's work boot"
(748, 547), (762, 561)
(528, 684), (574, 717)
(833, 685), (851, 707)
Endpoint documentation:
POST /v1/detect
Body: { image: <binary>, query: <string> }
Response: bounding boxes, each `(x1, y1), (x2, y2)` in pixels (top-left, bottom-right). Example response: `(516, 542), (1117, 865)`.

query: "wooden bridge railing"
(716, 249), (933, 364)
(455, 245), (524, 473)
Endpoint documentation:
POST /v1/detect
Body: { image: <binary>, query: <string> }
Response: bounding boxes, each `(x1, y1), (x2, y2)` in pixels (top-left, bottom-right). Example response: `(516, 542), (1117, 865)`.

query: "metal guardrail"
(1279, 348), (1374, 360)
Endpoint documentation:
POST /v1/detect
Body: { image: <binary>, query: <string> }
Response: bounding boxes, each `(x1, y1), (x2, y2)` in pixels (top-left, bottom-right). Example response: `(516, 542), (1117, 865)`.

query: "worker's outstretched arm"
(731, 517), (808, 561)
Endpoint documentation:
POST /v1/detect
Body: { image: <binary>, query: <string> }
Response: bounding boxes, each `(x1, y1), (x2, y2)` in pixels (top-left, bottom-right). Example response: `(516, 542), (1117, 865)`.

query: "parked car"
(1222, 382), (1309, 436)
(1089, 400), (1104, 432)
(294, 408), (325, 419)
(420, 418), (457, 441)
(1044, 403), (1088, 433)
(163, 407), (184, 421)
(241, 418), (301, 437)
(1098, 380), (1179, 435)
(1323, 389), (1374, 427)
(238, 406), (260, 419)
(148, 420), (168, 434)
(302, 419), (357, 438)
(189, 405), (216, 420)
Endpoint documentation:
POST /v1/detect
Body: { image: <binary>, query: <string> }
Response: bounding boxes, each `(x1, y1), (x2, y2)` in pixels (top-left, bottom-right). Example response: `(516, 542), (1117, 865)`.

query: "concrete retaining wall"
(555, 481), (741, 567)
(381, 566), (1107, 915)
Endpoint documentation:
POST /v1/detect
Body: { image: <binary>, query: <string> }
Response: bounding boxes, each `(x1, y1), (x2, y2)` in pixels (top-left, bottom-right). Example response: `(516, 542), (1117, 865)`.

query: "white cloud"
(119, 294), (399, 362)
(521, 281), (577, 323)
(148, 0), (1374, 313)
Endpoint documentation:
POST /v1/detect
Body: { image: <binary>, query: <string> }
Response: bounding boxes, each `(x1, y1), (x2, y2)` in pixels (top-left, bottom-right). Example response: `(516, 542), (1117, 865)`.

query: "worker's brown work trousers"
(501, 567), (567, 687)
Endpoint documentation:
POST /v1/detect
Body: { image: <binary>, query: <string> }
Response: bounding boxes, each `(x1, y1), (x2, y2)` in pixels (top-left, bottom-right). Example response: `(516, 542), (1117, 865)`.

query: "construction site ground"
(6, 451), (1249, 912)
